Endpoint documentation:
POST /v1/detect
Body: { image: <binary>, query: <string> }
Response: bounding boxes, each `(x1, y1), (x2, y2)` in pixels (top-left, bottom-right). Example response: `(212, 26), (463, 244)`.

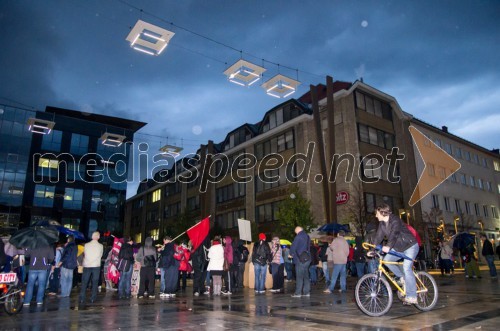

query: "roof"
(46, 106), (147, 132)
(298, 81), (352, 103)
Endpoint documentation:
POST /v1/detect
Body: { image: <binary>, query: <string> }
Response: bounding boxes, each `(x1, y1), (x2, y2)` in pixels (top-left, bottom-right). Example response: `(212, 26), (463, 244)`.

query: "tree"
(344, 181), (370, 238)
(275, 186), (315, 239)
(162, 209), (196, 243)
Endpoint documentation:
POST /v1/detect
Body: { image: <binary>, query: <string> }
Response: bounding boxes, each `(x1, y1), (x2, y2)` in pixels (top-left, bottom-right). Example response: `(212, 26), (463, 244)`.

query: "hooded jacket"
(25, 245), (54, 271)
(60, 241), (78, 269)
(223, 236), (233, 265)
(136, 237), (157, 267)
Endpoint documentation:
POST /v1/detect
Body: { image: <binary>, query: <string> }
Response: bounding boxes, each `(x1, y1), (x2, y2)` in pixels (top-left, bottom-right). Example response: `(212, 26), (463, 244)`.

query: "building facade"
(410, 118), (500, 253)
(124, 80), (423, 244)
(0, 104), (146, 238)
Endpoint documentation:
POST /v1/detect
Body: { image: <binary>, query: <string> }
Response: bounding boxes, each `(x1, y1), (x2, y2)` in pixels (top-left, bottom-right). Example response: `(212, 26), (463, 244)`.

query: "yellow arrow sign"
(408, 126), (461, 206)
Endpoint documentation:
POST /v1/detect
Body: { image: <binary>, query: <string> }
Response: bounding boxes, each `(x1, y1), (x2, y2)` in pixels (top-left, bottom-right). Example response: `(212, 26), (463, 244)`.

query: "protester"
(177, 242), (191, 292)
(439, 241), (453, 276)
(48, 243), (64, 295)
(158, 236), (179, 298)
(57, 236), (78, 298)
(252, 233), (271, 294)
(236, 240), (249, 288)
(270, 236), (284, 293)
(23, 244), (54, 306)
(324, 230), (350, 293)
(207, 236), (224, 296)
(117, 237), (134, 300)
(221, 236), (233, 295)
(353, 236), (366, 278)
(290, 226), (311, 298)
(136, 237), (157, 298)
(480, 233), (497, 279)
(80, 231), (104, 304)
(309, 241), (319, 285)
(191, 237), (210, 296)
(318, 242), (330, 286)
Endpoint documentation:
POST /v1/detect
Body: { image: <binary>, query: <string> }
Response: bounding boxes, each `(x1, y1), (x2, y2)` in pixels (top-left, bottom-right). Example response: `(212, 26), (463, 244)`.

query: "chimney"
(442, 126), (448, 133)
(491, 148), (499, 155)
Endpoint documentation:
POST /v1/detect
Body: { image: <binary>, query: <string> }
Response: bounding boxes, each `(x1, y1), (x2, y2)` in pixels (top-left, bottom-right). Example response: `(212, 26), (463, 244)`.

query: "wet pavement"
(1, 268), (499, 331)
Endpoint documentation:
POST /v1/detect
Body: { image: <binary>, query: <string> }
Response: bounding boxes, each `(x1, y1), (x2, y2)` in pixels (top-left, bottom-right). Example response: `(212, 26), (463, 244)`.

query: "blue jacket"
(290, 230), (310, 264)
(60, 242), (78, 269)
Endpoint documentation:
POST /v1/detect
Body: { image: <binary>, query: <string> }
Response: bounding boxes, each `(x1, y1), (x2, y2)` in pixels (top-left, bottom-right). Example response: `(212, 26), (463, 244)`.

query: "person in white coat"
(207, 236), (224, 295)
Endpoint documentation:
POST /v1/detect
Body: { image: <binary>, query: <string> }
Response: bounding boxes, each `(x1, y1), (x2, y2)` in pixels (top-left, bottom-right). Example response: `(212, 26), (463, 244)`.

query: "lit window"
(152, 189), (161, 203)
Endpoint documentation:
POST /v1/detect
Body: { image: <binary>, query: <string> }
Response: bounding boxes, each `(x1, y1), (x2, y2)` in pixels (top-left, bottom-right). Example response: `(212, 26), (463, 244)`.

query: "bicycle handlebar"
(362, 242), (413, 261)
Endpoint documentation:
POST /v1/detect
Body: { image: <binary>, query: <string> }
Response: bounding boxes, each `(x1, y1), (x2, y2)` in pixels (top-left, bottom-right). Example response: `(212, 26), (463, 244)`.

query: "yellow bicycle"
(355, 243), (438, 317)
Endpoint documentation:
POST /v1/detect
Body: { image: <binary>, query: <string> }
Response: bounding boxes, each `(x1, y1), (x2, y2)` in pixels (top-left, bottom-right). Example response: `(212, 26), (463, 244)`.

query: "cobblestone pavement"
(1, 268), (498, 331)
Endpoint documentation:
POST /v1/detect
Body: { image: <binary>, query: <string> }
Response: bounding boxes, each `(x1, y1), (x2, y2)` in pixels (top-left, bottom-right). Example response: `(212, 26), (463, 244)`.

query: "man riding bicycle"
(371, 204), (419, 305)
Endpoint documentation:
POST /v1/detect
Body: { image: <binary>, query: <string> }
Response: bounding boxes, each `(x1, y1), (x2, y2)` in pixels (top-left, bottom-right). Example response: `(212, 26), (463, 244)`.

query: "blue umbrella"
(32, 220), (86, 240)
(318, 223), (350, 233)
(449, 232), (475, 250)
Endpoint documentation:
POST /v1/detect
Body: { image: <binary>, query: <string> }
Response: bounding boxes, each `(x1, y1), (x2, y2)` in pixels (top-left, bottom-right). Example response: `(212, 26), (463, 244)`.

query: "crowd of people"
(0, 203), (498, 307)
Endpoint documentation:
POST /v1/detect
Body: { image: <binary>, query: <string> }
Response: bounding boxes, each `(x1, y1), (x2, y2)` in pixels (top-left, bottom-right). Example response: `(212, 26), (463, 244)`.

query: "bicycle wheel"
(414, 271), (438, 311)
(355, 274), (393, 317)
(4, 286), (23, 315)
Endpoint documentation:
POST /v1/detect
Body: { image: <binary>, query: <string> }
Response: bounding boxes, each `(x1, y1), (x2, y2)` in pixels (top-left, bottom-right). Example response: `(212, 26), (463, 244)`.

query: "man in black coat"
(480, 233), (497, 279)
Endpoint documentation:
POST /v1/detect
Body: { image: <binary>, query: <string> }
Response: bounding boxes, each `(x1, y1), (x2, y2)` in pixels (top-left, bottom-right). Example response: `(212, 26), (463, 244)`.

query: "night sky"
(1, 1), (499, 195)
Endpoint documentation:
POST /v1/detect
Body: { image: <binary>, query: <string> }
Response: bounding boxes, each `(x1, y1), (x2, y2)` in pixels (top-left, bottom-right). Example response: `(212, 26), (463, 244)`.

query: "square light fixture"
(159, 144), (183, 158)
(223, 59), (266, 87)
(126, 19), (175, 56)
(27, 118), (55, 134)
(100, 132), (126, 147)
(261, 74), (300, 98)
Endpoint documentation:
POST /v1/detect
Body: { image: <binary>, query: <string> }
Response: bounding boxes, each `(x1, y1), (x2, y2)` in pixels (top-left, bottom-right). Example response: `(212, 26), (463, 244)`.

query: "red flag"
(187, 217), (210, 251)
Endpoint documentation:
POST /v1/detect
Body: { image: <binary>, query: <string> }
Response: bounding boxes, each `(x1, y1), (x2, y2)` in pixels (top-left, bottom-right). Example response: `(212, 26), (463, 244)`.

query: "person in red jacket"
(177, 243), (192, 291)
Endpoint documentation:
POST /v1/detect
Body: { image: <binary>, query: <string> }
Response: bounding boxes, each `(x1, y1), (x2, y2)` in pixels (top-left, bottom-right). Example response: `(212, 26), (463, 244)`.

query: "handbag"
(299, 250), (311, 263)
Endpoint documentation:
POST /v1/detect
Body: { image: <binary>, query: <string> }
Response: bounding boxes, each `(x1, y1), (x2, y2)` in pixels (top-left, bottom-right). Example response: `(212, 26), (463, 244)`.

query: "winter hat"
(259, 233), (266, 241)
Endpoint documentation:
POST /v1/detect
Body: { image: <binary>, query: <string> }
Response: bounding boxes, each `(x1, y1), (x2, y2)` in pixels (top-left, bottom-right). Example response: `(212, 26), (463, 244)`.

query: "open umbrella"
(9, 226), (59, 249)
(280, 239), (292, 246)
(318, 223), (350, 233)
(32, 220), (85, 240)
(448, 232), (475, 250)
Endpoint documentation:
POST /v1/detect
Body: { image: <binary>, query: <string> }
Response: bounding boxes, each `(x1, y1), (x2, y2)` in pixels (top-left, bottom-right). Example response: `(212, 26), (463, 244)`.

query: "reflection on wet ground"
(2, 270), (499, 330)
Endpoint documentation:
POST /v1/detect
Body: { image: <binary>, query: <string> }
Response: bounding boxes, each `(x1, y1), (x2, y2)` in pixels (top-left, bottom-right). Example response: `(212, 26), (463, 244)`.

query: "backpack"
(406, 224), (422, 246)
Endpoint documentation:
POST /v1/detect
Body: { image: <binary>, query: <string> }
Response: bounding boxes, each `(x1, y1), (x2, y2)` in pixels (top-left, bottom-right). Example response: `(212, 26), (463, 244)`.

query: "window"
(444, 197), (451, 212)
(433, 138), (442, 148)
(494, 160), (500, 172)
(255, 130), (294, 159)
(469, 176), (475, 188)
(483, 205), (489, 217)
(41, 130), (63, 151)
(474, 203), (480, 216)
(186, 195), (200, 211)
(432, 194), (439, 209)
(358, 124), (395, 150)
(427, 164), (435, 177)
(444, 143), (452, 155)
(362, 156), (382, 181)
(38, 158), (59, 178)
(255, 201), (282, 223)
(460, 173), (467, 185)
(164, 202), (181, 218)
(454, 199), (461, 213)
(91, 190), (102, 212)
(450, 173), (457, 183)
(455, 147), (462, 159)
(464, 151), (471, 161)
(216, 182), (246, 202)
(355, 91), (392, 120)
(485, 181), (492, 192)
(151, 189), (161, 203)
(215, 209), (245, 229)
(492, 206), (499, 219)
(481, 158), (488, 168)
(33, 185), (55, 207)
(473, 154), (479, 164)
(464, 201), (471, 215)
(477, 178), (484, 190)
(70, 134), (89, 155)
(365, 193), (375, 213)
(63, 188), (83, 210)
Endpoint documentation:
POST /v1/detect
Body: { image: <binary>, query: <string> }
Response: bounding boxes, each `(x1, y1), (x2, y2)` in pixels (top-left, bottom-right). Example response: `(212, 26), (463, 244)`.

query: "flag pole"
(171, 215), (211, 242)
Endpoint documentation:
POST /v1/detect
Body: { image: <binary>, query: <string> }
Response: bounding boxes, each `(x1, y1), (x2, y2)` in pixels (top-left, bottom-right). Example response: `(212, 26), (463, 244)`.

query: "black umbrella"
(9, 226), (59, 249)
(449, 232), (475, 250)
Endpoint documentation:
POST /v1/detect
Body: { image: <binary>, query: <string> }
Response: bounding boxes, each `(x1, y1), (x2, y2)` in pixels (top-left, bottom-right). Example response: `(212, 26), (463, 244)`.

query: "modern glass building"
(0, 104), (146, 238)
